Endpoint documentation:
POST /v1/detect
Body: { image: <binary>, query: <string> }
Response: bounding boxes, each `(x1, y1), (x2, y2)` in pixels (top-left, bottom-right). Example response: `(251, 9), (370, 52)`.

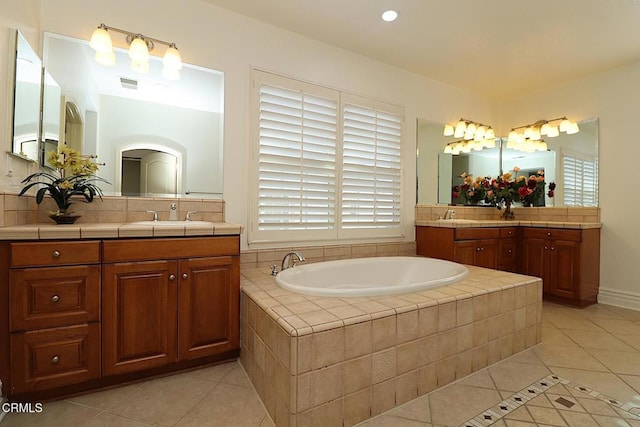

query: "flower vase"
(49, 210), (81, 225)
(501, 201), (515, 220)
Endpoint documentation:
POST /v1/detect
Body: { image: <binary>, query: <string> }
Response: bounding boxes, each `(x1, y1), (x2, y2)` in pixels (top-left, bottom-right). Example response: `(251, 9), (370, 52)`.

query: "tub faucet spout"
(444, 209), (456, 220)
(282, 252), (305, 271)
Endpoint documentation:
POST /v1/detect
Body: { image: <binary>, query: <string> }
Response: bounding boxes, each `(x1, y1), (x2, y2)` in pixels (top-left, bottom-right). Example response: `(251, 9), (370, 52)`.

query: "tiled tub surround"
(239, 267), (543, 427)
(416, 205), (600, 223)
(0, 191), (225, 226)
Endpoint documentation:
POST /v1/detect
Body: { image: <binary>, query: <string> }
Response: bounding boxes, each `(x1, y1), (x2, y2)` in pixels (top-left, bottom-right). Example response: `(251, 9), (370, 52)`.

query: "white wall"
(500, 63), (640, 306)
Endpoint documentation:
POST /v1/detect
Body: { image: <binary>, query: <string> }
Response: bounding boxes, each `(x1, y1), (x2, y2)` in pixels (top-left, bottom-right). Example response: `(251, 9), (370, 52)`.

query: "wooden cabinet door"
(549, 240), (580, 300)
(521, 238), (549, 292)
(102, 261), (178, 376)
(177, 256), (240, 360)
(453, 241), (477, 265)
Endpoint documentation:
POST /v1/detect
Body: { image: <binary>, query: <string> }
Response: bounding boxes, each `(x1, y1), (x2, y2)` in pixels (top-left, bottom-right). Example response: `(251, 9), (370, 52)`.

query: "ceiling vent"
(120, 77), (138, 90)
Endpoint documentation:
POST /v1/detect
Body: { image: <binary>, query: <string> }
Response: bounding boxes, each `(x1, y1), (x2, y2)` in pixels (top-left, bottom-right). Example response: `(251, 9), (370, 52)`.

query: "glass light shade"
(540, 123), (552, 136)
(474, 126), (486, 141)
(444, 144), (453, 154)
(466, 123), (476, 134)
(129, 37), (150, 61)
(90, 26), (112, 52)
(443, 125), (454, 136)
(130, 58), (149, 74)
(94, 49), (115, 66)
(454, 120), (466, 138)
(538, 141), (548, 151)
(464, 129), (474, 140)
(162, 66), (180, 80)
(484, 138), (496, 148)
(163, 45), (182, 70)
(485, 128), (495, 139)
(546, 126), (560, 137)
(461, 144), (472, 153)
(530, 128), (541, 141)
(524, 126), (534, 139)
(566, 122), (580, 134)
(559, 118), (571, 132)
(515, 132), (525, 144)
(508, 130), (519, 142)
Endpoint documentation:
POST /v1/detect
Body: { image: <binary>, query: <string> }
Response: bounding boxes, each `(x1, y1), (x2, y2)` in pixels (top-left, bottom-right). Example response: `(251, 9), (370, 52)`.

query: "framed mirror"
(42, 32), (225, 198)
(8, 30), (42, 162)
(417, 118), (599, 206)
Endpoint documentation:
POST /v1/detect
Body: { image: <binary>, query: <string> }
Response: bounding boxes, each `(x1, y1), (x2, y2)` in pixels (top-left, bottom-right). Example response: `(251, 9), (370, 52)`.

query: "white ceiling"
(200, 0), (640, 101)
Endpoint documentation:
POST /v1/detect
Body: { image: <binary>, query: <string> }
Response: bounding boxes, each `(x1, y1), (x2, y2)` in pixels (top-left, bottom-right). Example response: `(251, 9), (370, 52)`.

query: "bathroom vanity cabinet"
(416, 224), (600, 306)
(0, 235), (240, 400)
(520, 227), (600, 306)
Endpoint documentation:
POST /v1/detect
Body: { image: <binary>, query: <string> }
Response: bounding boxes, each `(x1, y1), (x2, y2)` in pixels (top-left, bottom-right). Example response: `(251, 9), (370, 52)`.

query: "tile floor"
(2, 301), (640, 426)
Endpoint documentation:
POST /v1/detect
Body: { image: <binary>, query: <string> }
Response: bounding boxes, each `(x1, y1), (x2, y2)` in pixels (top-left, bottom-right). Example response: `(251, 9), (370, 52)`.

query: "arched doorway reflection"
(121, 148), (179, 196)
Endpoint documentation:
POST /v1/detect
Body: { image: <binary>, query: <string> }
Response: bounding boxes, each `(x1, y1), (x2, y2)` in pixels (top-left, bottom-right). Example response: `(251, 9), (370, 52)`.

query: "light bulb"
(546, 126), (560, 137)
(443, 125), (454, 136)
(454, 120), (466, 138)
(90, 25), (112, 52)
(129, 36), (149, 62)
(566, 122), (580, 134)
(163, 44), (182, 70)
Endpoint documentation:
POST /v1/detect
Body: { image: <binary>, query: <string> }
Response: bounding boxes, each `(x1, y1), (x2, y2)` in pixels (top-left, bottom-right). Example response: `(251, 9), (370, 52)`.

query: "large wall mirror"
(8, 30), (42, 162)
(417, 118), (599, 206)
(42, 32), (224, 198)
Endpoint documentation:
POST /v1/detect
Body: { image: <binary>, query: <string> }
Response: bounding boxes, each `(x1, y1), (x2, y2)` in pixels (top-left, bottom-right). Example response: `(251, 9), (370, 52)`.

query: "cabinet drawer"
(103, 236), (240, 262)
(10, 241), (100, 268)
(500, 227), (517, 238)
(10, 266), (100, 331)
(522, 228), (581, 242)
(10, 323), (101, 394)
(454, 228), (500, 240)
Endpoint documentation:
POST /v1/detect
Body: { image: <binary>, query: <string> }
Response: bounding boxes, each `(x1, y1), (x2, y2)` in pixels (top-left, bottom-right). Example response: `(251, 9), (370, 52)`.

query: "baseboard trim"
(598, 287), (640, 311)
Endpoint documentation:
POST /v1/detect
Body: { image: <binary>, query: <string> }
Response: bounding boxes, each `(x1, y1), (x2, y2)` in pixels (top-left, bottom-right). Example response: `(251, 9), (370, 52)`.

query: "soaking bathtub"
(275, 256), (469, 297)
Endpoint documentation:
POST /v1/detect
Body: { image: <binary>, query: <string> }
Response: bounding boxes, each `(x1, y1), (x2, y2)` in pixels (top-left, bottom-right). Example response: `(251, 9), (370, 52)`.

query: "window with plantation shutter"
(342, 100), (402, 230)
(561, 149), (598, 206)
(251, 70), (404, 244)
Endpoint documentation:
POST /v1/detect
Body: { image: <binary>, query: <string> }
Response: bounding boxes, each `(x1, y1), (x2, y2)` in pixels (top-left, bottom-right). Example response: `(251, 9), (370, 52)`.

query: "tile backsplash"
(415, 205), (600, 223)
(0, 191), (224, 227)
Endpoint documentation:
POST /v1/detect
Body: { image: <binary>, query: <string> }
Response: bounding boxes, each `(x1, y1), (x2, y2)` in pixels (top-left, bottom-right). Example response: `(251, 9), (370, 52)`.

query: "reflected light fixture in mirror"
(89, 24), (182, 79)
(442, 118), (496, 154)
(507, 116), (579, 153)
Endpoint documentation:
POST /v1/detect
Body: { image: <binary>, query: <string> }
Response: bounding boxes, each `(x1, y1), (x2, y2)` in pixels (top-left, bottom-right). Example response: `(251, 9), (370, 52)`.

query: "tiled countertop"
(415, 220), (602, 229)
(0, 221), (243, 240)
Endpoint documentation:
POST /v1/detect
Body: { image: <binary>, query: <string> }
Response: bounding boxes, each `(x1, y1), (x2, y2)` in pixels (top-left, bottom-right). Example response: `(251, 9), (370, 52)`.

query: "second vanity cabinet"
(416, 224), (601, 306)
(1, 235), (240, 401)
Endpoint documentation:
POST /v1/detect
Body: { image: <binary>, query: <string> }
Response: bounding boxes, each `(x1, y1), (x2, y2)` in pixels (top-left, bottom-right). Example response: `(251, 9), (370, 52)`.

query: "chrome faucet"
(443, 209), (456, 220)
(281, 251), (305, 271)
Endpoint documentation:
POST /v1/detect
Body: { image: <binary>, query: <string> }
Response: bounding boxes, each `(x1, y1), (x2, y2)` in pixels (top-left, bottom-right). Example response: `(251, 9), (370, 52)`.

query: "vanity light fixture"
(89, 23), (182, 80)
(442, 118), (497, 154)
(507, 116), (578, 153)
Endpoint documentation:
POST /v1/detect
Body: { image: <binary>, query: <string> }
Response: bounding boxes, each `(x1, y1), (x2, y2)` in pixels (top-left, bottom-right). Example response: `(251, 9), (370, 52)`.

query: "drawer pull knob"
(551, 247), (556, 251)
(547, 232), (552, 236)
(169, 274), (176, 281)
(476, 247), (481, 251)
(52, 250), (61, 258)
(51, 295), (60, 303)
(508, 249), (512, 254)
(182, 273), (188, 279)
(51, 356), (60, 364)
(544, 246), (548, 250)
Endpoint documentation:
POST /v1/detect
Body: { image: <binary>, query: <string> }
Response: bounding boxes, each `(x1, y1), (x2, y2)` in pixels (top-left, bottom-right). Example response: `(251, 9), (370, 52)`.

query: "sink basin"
(128, 221), (213, 227)
(437, 219), (478, 223)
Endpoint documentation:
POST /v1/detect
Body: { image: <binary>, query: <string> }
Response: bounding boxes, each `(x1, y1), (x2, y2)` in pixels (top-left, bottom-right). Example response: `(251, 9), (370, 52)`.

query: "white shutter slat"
(562, 151), (598, 207)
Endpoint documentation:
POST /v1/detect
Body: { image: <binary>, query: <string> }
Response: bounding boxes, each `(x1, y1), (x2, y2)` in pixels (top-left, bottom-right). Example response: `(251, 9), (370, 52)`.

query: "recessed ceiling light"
(381, 10), (398, 22)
